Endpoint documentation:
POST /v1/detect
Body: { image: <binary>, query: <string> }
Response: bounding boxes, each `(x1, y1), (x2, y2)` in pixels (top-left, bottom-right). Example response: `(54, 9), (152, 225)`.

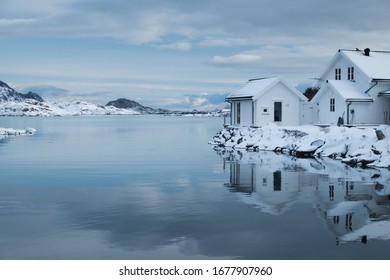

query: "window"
(330, 98), (335, 112)
(273, 171), (281, 191)
(348, 67), (354, 80)
(329, 184), (334, 200)
(236, 102), (240, 124)
(274, 102), (282, 122)
(335, 68), (341, 80)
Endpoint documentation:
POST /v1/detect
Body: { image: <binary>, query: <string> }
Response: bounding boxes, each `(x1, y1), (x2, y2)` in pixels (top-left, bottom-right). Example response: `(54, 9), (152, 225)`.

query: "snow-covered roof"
(341, 50), (390, 80)
(321, 80), (374, 102)
(317, 49), (390, 83)
(226, 76), (306, 101)
(226, 77), (279, 100)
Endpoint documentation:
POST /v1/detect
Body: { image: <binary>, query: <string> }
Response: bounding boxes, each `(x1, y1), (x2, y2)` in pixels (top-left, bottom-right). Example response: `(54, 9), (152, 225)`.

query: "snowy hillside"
(0, 80), (141, 116)
(105, 98), (166, 114)
(0, 81), (24, 102)
(0, 99), (140, 116)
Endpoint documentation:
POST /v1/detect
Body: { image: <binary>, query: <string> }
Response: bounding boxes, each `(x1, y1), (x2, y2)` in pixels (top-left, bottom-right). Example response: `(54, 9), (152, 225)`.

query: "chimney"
(364, 48), (370, 56)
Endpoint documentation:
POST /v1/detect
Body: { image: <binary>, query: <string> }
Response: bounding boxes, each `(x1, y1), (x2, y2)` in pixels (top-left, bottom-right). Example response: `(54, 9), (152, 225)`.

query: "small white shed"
(226, 77), (307, 126)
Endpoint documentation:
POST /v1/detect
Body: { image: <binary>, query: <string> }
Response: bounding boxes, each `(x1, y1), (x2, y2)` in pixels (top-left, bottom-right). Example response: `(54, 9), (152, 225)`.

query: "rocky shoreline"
(209, 123), (390, 169)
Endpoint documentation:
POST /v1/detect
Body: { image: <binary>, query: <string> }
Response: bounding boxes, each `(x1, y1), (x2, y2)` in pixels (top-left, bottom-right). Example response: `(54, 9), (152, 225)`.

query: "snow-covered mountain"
(0, 81), (22, 102)
(0, 99), (141, 116)
(105, 98), (229, 116)
(0, 81), (44, 102)
(105, 98), (171, 114)
(0, 81), (140, 116)
(1, 80), (228, 116)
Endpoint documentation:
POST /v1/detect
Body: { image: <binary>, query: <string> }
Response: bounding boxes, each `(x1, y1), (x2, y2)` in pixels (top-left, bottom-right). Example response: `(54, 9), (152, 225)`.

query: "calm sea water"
(0, 115), (390, 260)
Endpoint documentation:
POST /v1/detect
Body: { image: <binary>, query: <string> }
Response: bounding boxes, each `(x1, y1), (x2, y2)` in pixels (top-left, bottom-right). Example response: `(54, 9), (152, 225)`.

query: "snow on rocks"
(209, 123), (390, 169)
(0, 127), (36, 139)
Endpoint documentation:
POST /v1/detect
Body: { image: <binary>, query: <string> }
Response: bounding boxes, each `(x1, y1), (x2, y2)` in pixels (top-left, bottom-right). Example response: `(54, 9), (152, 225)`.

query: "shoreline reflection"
(216, 148), (390, 244)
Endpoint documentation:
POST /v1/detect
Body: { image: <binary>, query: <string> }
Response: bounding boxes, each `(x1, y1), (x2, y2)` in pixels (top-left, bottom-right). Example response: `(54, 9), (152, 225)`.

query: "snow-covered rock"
(210, 124), (390, 168)
(0, 127), (36, 139)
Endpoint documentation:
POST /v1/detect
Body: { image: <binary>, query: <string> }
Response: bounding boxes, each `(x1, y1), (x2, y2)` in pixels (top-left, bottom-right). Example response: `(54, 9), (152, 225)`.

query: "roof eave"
(345, 98), (374, 102)
(225, 96), (253, 102)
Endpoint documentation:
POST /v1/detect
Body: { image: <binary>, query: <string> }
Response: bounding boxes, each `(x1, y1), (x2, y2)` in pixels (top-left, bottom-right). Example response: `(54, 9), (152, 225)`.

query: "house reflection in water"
(226, 162), (256, 194)
(219, 149), (390, 243)
(223, 153), (317, 215)
(316, 176), (373, 243)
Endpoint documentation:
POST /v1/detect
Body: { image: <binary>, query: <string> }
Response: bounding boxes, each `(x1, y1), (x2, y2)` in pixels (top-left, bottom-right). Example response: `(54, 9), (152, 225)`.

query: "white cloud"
(2, 0), (390, 52)
(0, 0), (75, 17)
(192, 97), (208, 107)
(199, 38), (249, 48)
(212, 52), (262, 67)
(156, 41), (192, 51)
(164, 92), (229, 110)
(0, 18), (39, 26)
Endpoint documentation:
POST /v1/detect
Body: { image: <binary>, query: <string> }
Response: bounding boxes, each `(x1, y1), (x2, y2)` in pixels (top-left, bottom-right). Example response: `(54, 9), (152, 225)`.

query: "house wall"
(301, 102), (318, 125)
(316, 84), (390, 125)
(321, 55), (370, 90)
(347, 102), (375, 124)
(361, 82), (390, 124)
(254, 82), (302, 126)
(230, 100), (253, 126)
(240, 100), (253, 125)
(347, 102), (387, 124)
(316, 87), (346, 125)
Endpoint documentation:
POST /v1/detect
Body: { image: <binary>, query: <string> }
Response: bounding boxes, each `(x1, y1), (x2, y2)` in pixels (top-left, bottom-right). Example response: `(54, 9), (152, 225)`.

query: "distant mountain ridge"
(0, 80), (44, 102)
(1, 79), (227, 116)
(105, 98), (227, 116)
(105, 98), (170, 114)
(0, 80), (138, 116)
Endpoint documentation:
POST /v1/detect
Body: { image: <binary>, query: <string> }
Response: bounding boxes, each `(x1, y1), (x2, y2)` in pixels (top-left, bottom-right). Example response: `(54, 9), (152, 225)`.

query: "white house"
(226, 76), (308, 126)
(311, 48), (390, 125)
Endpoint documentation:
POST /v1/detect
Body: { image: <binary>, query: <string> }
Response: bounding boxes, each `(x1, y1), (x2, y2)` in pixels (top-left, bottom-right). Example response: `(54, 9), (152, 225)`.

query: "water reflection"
(216, 148), (390, 244)
(0, 137), (10, 144)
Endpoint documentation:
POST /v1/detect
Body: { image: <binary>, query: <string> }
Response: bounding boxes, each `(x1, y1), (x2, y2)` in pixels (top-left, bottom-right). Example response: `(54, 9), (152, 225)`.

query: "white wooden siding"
(316, 86), (390, 125)
(240, 100), (253, 126)
(254, 82), (302, 126)
(316, 87), (346, 124)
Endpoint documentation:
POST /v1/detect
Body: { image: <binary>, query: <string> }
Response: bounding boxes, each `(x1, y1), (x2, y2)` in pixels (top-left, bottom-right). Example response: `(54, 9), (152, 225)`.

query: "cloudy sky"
(1, 0), (390, 109)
